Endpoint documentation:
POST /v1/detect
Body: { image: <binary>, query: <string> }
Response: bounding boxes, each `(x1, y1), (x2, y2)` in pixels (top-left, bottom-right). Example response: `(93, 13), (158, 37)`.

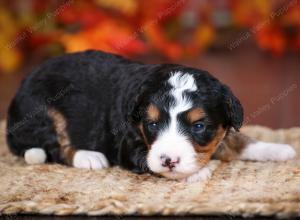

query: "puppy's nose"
(160, 155), (180, 169)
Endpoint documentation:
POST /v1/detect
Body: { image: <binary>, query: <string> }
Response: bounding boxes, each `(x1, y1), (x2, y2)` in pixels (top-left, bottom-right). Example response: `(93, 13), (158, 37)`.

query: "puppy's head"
(133, 67), (243, 179)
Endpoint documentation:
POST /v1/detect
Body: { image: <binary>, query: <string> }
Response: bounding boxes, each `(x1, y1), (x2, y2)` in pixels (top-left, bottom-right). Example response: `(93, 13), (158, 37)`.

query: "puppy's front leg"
(214, 130), (296, 162)
(73, 150), (110, 169)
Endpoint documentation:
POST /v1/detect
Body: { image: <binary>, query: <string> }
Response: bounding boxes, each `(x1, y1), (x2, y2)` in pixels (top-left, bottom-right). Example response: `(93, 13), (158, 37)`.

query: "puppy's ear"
(128, 84), (149, 123)
(221, 85), (244, 131)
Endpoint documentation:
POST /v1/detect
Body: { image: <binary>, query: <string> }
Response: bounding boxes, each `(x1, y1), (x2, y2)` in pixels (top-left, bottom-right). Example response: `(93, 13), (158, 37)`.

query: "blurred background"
(0, 0), (299, 128)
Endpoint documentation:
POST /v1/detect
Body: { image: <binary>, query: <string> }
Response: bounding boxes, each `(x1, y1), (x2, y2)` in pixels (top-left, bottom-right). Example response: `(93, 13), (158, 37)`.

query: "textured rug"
(0, 121), (299, 218)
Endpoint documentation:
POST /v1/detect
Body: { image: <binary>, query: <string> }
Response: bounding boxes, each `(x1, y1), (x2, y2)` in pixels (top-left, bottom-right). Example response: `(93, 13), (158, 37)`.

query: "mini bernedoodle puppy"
(6, 50), (296, 183)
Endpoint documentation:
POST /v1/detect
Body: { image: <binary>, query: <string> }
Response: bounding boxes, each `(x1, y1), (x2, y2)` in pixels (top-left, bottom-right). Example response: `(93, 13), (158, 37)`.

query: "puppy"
(6, 50), (296, 183)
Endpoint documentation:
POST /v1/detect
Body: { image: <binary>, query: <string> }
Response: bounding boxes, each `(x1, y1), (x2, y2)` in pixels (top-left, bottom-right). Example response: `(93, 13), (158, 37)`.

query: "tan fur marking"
(147, 104), (160, 122)
(194, 127), (226, 166)
(213, 130), (254, 161)
(138, 124), (151, 149)
(186, 108), (205, 124)
(48, 109), (76, 165)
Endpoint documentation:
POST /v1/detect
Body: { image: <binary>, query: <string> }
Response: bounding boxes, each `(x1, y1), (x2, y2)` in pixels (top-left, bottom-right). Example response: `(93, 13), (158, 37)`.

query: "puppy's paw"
(183, 167), (211, 183)
(24, 148), (47, 164)
(73, 150), (109, 169)
(240, 141), (296, 161)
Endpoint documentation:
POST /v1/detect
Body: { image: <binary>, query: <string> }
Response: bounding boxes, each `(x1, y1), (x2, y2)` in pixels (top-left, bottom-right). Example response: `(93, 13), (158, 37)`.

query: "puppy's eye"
(147, 122), (159, 132)
(191, 121), (205, 133)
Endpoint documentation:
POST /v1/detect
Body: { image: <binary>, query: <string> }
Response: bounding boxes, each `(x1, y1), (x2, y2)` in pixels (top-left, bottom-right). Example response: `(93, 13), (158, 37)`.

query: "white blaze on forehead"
(168, 71), (197, 103)
(167, 72), (197, 140)
(147, 71), (200, 177)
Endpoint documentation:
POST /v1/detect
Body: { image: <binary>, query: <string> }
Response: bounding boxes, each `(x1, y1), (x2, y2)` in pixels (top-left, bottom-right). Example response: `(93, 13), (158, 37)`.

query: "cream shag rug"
(0, 121), (299, 218)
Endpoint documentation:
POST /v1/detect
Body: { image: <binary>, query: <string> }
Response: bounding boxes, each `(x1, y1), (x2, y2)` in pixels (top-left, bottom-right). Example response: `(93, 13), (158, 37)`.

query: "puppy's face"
(137, 71), (243, 179)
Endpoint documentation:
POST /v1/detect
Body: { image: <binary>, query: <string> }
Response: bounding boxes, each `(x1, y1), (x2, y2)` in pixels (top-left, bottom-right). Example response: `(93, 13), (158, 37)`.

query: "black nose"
(161, 155), (180, 169)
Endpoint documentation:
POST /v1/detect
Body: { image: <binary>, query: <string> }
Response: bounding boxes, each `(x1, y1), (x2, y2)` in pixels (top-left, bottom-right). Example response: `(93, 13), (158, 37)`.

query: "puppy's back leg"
(48, 109), (109, 169)
(214, 130), (296, 162)
(7, 98), (62, 164)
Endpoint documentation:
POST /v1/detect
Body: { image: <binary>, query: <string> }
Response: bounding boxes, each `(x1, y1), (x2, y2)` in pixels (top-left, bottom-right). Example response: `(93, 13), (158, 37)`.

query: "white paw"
(73, 150), (109, 170)
(240, 141), (296, 161)
(183, 167), (211, 183)
(24, 148), (47, 164)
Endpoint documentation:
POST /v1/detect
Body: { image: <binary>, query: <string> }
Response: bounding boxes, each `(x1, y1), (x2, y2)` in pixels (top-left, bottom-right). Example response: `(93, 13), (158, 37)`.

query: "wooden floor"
(0, 44), (299, 128)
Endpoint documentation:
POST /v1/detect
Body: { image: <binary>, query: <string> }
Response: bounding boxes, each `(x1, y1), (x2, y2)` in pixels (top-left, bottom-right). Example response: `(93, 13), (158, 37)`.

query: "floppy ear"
(127, 75), (161, 123)
(127, 83), (149, 123)
(221, 85), (244, 131)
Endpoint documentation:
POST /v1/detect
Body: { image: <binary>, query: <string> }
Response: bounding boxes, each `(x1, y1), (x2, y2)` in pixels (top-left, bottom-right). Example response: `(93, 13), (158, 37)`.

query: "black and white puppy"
(6, 50), (296, 183)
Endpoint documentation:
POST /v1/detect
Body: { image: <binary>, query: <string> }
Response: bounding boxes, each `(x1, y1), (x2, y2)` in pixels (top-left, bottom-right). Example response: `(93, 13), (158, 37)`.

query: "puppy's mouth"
(146, 152), (202, 179)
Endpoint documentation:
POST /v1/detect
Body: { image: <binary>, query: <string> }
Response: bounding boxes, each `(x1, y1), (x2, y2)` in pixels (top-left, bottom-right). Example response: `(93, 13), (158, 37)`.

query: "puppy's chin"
(159, 171), (192, 179)
(156, 167), (202, 179)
